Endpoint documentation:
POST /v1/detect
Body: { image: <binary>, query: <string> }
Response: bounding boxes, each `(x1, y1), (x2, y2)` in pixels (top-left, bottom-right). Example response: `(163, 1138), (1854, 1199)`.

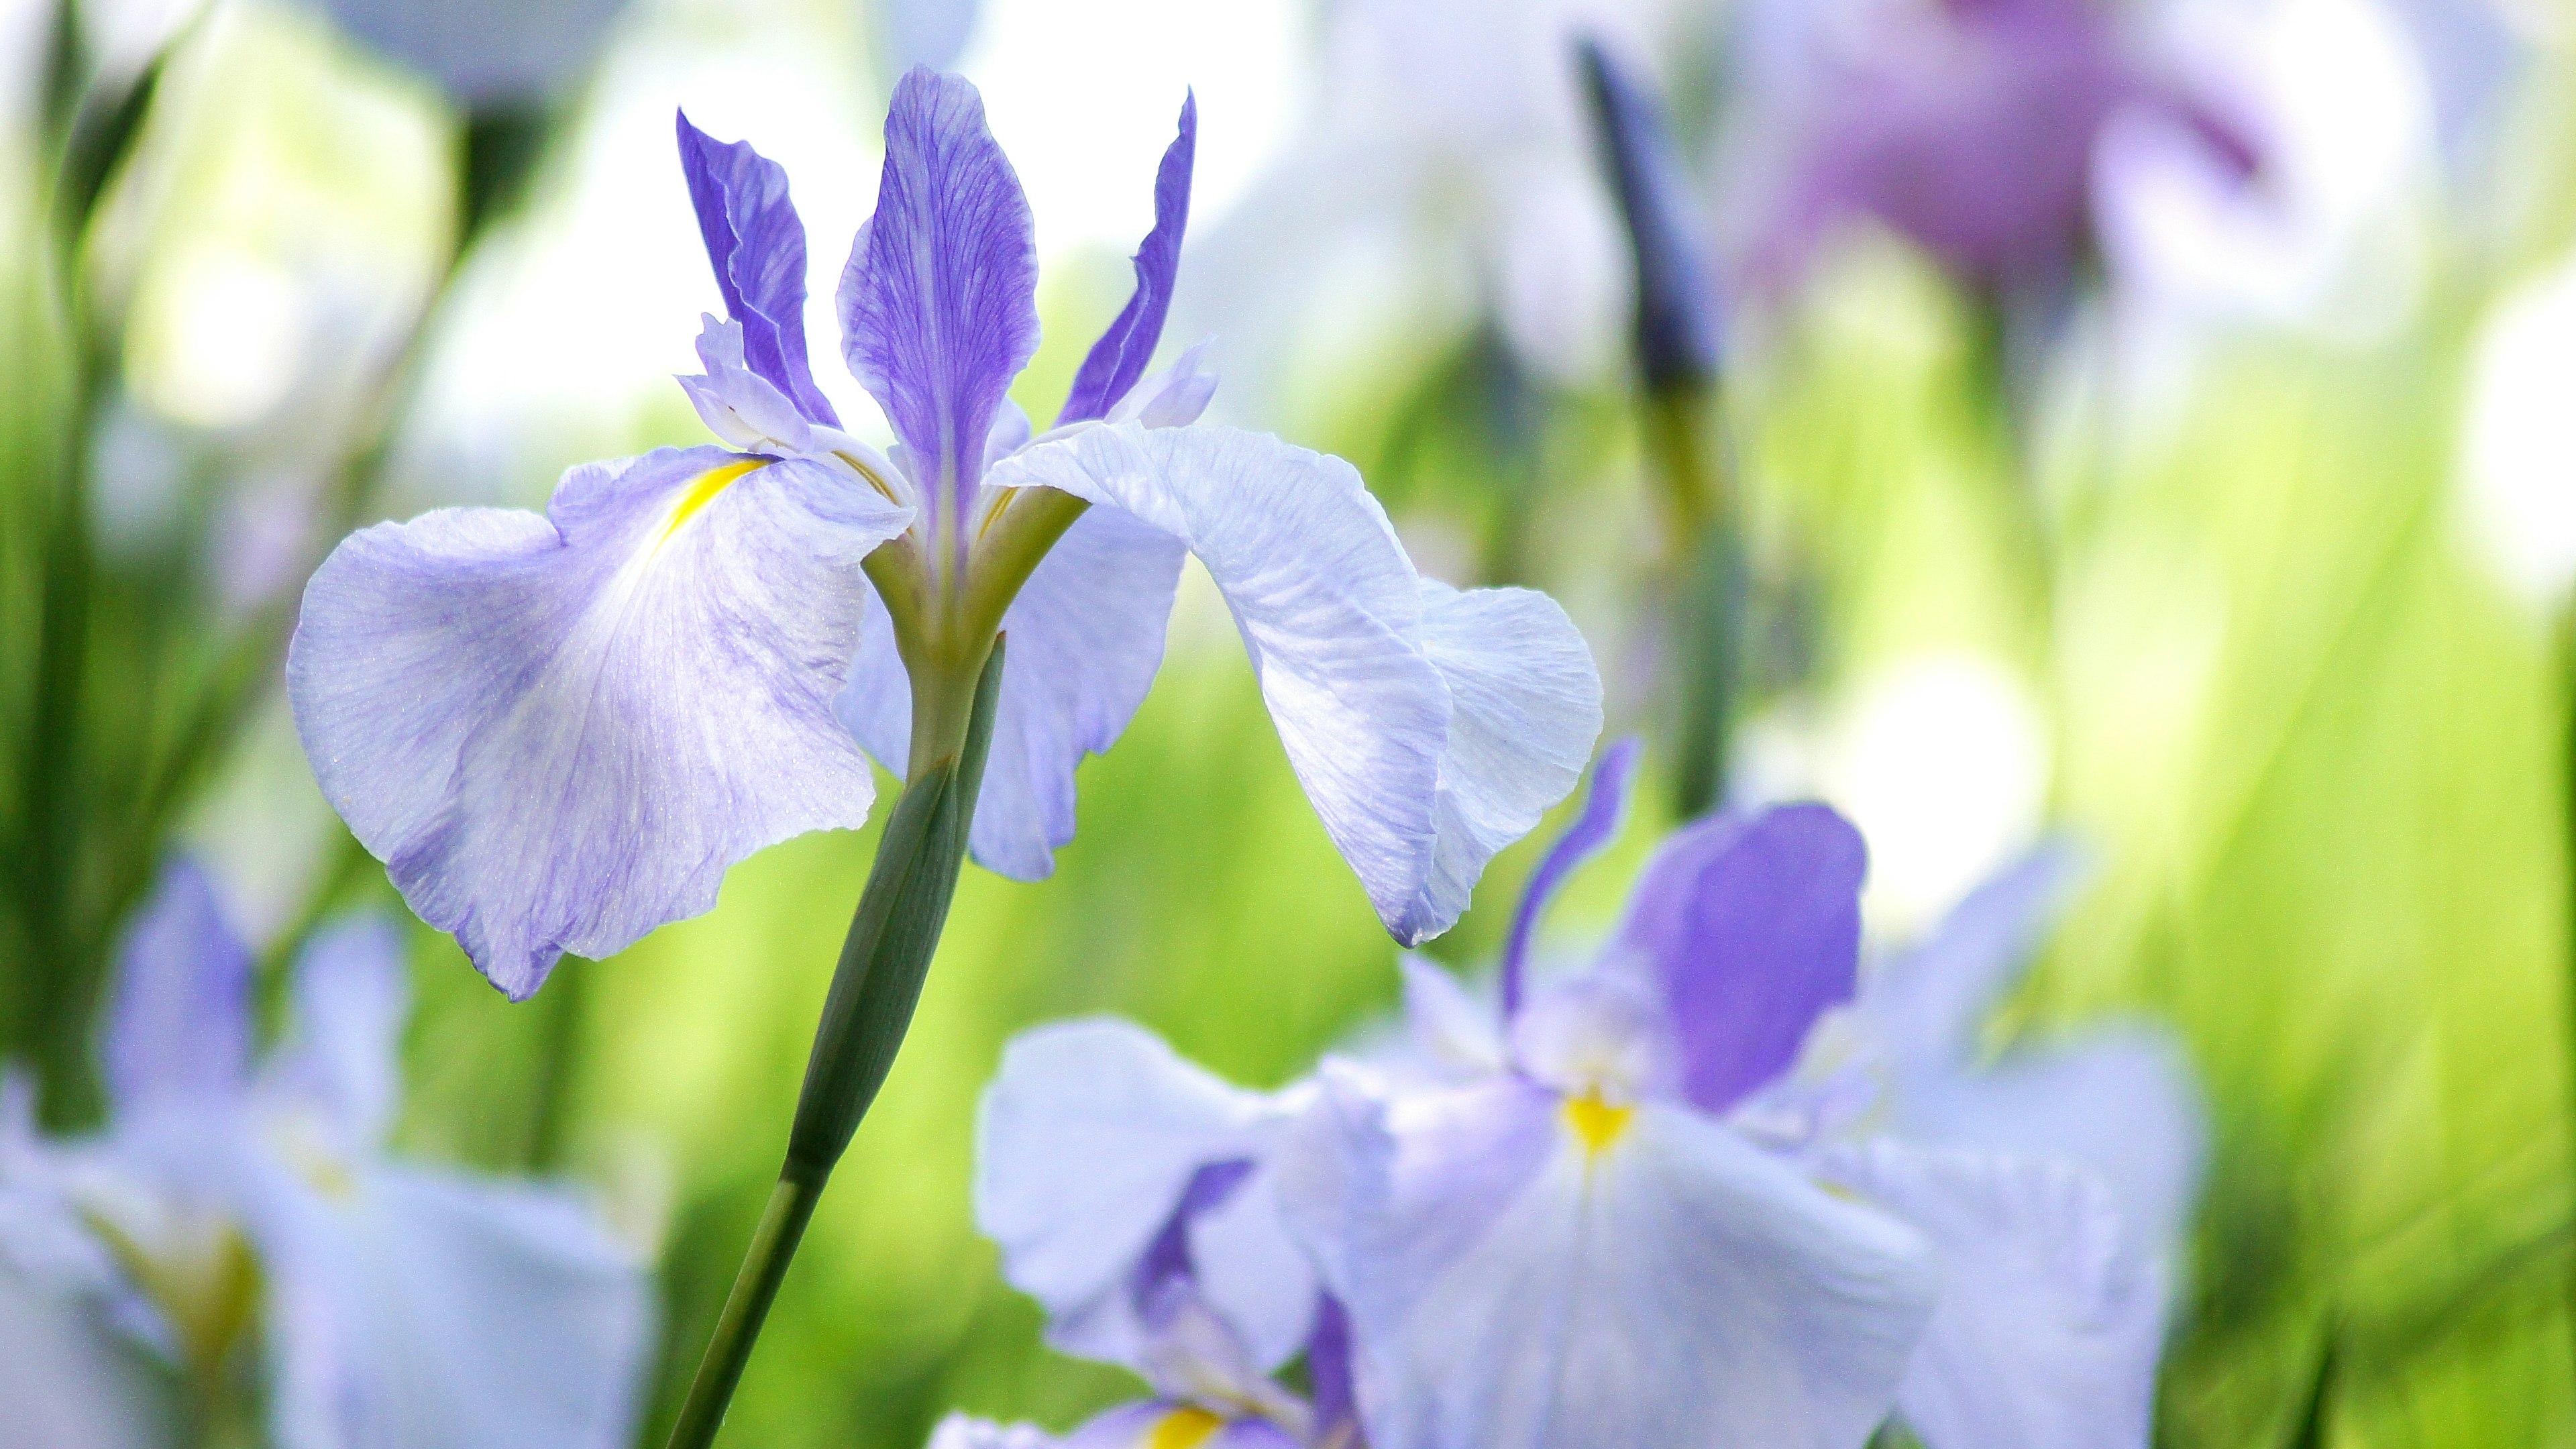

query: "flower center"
(1146, 1406), (1228, 1449)
(1562, 1091), (1636, 1159)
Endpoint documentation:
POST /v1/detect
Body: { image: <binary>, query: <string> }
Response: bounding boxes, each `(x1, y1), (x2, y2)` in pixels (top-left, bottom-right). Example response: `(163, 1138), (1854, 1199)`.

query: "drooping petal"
(986, 423), (1600, 944)
(975, 1019), (1316, 1371)
(1817, 1142), (2166, 1449)
(840, 68), (1040, 546)
(258, 917), (411, 1153)
(287, 447), (912, 998)
(1279, 1072), (1937, 1449)
(250, 1165), (652, 1449)
(677, 113), (840, 425)
(1611, 804), (1868, 1115)
(1407, 580), (1604, 945)
(841, 505), (1185, 879)
(1499, 736), (1642, 1016)
(1865, 843), (2086, 1074)
(1892, 1030), (2206, 1260)
(106, 860), (254, 1117)
(1059, 95), (1197, 425)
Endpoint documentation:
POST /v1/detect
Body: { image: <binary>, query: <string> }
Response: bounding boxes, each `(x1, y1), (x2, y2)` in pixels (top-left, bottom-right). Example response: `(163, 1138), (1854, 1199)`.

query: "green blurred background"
(11, 0), (2576, 1445)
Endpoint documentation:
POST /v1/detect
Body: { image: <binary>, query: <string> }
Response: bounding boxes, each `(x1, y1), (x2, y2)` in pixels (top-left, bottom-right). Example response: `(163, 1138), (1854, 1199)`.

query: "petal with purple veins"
(1060, 95), (1197, 425)
(287, 446), (912, 998)
(987, 423), (1599, 945)
(677, 113), (840, 425)
(839, 68), (1040, 549)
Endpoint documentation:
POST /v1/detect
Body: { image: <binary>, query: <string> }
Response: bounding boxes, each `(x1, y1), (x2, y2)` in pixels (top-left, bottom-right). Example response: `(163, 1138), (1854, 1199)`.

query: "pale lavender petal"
(106, 860), (253, 1117)
(989, 424), (1599, 945)
(1401, 580), (1603, 947)
(1059, 1403), (1179, 1449)
(288, 447), (911, 998)
(1107, 340), (1220, 430)
(1894, 1030), (2206, 1259)
(1061, 1403), (1303, 1449)
(257, 918), (410, 1154)
(975, 1019), (1316, 1372)
(1278, 1073), (1937, 1449)
(1866, 844), (2086, 1073)
(844, 506), (1185, 879)
(1399, 955), (1505, 1081)
(1499, 737), (1642, 1017)
(677, 113), (839, 425)
(1819, 1143), (2165, 1449)
(0, 1267), (171, 1449)
(1059, 95), (1197, 425)
(679, 316), (818, 455)
(1613, 804), (1868, 1115)
(250, 1165), (652, 1449)
(840, 68), (1039, 548)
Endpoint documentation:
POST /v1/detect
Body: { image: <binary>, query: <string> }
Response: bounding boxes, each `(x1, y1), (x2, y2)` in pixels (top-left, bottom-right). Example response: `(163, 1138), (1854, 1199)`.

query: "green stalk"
(1644, 384), (1739, 821)
(661, 639), (1008, 1449)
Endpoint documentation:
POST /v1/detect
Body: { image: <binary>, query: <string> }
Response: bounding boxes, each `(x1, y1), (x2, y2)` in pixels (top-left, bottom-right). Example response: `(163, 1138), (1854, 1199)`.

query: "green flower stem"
(662, 639), (1008, 1449)
(1643, 383), (1741, 822)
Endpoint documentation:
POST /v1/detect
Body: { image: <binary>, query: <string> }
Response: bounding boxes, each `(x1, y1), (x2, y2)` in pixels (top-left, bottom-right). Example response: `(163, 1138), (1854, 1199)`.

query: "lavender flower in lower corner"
(961, 741), (2203, 1449)
(287, 66), (1601, 1000)
(0, 861), (653, 1448)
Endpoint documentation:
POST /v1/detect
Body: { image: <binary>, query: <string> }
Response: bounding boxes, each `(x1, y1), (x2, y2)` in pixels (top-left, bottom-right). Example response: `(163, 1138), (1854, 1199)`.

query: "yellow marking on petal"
(1145, 1407), (1226, 1449)
(657, 458), (768, 548)
(1563, 1093), (1635, 1159)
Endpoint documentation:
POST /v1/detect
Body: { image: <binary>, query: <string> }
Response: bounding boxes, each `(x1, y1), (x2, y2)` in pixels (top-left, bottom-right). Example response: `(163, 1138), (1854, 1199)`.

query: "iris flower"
(976, 742), (2201, 1449)
(0, 861), (651, 1449)
(288, 68), (1603, 1000)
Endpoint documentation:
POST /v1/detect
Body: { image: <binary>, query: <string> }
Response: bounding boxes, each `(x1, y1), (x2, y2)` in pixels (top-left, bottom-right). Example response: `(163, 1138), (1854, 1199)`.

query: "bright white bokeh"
(2461, 250), (2576, 607)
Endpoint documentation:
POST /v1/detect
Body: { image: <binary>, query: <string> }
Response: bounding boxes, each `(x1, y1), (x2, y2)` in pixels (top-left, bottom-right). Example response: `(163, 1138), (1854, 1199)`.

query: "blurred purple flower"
(0, 861), (652, 1449)
(288, 69), (1603, 998)
(320, 0), (629, 104)
(971, 743), (2202, 1449)
(1752, 0), (2260, 301)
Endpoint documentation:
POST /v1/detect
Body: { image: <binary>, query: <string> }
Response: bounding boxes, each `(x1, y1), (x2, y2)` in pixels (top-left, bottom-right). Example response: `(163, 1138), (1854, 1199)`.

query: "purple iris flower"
(0, 861), (652, 1449)
(288, 68), (1603, 1000)
(972, 742), (2202, 1449)
(1753, 0), (2261, 300)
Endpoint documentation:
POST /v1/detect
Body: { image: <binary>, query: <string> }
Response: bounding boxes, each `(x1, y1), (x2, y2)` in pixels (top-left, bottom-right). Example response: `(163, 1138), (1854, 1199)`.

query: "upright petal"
(1612, 805), (1868, 1115)
(259, 918), (411, 1152)
(106, 860), (254, 1117)
(252, 1165), (652, 1449)
(1059, 95), (1197, 425)
(677, 113), (840, 425)
(288, 447), (912, 998)
(1279, 1073), (1937, 1449)
(1499, 737), (1642, 1016)
(1865, 844), (2086, 1074)
(840, 68), (1039, 545)
(976, 1019), (1316, 1371)
(1817, 1143), (2166, 1449)
(987, 423), (1600, 944)
(843, 506), (1186, 879)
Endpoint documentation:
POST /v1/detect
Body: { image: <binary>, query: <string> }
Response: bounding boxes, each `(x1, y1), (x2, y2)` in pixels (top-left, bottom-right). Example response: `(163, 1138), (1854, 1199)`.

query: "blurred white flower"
(2460, 250), (2576, 607)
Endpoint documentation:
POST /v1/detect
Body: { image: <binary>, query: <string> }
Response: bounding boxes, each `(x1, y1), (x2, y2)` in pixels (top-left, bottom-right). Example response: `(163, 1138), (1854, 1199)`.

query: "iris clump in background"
(3, 0), (2576, 1446)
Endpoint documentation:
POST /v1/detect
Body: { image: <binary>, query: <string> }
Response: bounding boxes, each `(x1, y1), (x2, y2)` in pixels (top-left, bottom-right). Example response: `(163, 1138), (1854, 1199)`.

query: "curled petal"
(107, 861), (254, 1117)
(287, 447), (912, 998)
(676, 113), (840, 426)
(1060, 95), (1197, 425)
(841, 68), (1040, 545)
(987, 424), (1601, 944)
(1817, 1143), (2166, 1449)
(1279, 1074), (1937, 1449)
(679, 316), (819, 455)
(1613, 804), (1868, 1114)
(251, 1165), (652, 1449)
(975, 1019), (1316, 1371)
(1500, 738), (1641, 1017)
(1105, 339), (1220, 430)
